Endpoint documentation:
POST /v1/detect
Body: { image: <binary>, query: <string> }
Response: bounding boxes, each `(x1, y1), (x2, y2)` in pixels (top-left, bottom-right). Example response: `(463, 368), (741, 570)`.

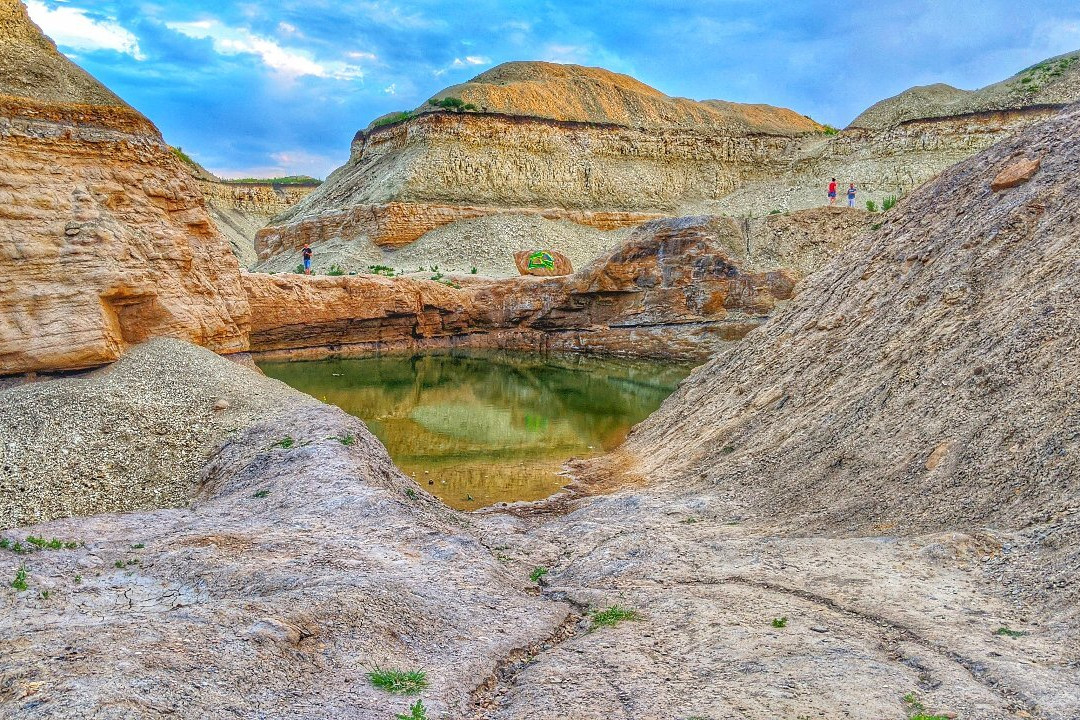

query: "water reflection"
(259, 352), (692, 510)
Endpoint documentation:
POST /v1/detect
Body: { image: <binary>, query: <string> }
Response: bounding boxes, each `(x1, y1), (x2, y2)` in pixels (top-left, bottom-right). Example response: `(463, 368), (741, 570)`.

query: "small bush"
(252, 489), (271, 499)
(768, 209), (782, 215)
(430, 272), (444, 281)
(373, 111), (414, 128)
(335, 434), (356, 446)
(529, 566), (549, 583)
(994, 626), (1028, 638)
(821, 125), (839, 136)
(326, 264), (346, 276)
(404, 488), (418, 500)
(866, 200), (878, 213)
(12, 565), (28, 591)
(368, 668), (428, 695)
(396, 700), (427, 720)
(272, 436), (295, 449)
(771, 617), (788, 628)
(369, 264), (397, 277)
(871, 223), (883, 231)
(170, 146), (196, 166)
(470, 266), (478, 274)
(294, 264), (305, 274)
(131, 543), (145, 549)
(428, 96), (476, 112)
(590, 605), (641, 630)
(882, 195), (898, 211)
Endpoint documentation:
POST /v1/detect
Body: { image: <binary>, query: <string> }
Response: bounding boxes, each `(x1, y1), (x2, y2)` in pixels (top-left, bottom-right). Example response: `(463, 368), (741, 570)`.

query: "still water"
(259, 352), (692, 510)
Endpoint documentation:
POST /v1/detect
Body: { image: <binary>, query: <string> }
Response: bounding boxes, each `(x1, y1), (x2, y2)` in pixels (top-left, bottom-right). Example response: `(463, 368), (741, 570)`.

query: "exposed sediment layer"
(197, 179), (319, 266)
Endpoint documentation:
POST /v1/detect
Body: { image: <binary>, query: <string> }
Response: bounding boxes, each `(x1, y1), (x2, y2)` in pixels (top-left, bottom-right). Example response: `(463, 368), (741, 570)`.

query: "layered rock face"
(246, 209), (870, 362)
(196, 178), (319, 267)
(705, 51), (1080, 216)
(256, 62), (824, 262)
(0, 1), (250, 375)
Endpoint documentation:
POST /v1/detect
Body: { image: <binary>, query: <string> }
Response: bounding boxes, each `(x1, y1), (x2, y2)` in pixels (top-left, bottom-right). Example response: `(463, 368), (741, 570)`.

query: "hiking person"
(302, 244), (313, 275)
(828, 178), (838, 205)
(847, 183), (857, 208)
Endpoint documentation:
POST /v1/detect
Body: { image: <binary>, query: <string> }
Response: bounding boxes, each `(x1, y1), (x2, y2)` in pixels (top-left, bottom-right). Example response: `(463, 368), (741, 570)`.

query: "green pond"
(259, 351), (693, 510)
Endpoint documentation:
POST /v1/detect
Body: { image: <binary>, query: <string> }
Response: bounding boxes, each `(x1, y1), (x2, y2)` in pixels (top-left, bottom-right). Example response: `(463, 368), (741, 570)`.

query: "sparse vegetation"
(326, 264), (346, 276)
(430, 272), (444, 281)
(768, 209), (782, 215)
(428, 96), (478, 112)
(866, 200), (878, 212)
(902, 692), (950, 720)
(529, 566), (549, 583)
(771, 617), (788, 628)
(12, 565), (28, 591)
(335, 434), (356, 446)
(994, 625), (1028, 638)
(373, 111), (415, 128)
(74, 574), (82, 583)
(294, 264), (305, 274)
(821, 124), (839, 136)
(131, 543), (145, 549)
(253, 489), (271, 499)
(680, 516), (700, 524)
(720, 445), (735, 454)
(26, 536), (78, 550)
(882, 195), (898, 211)
(396, 700), (428, 720)
(470, 266), (478, 274)
(871, 223), (883, 231)
(226, 176), (320, 186)
(589, 605), (641, 630)
(368, 264), (399, 277)
(1017, 54), (1078, 95)
(39, 589), (50, 600)
(272, 436), (295, 449)
(405, 488), (418, 500)
(368, 667), (429, 695)
(170, 146), (196, 166)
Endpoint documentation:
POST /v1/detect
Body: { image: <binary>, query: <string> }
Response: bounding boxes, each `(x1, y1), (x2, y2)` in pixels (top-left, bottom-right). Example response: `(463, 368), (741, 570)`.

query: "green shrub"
(368, 264), (397, 277)
(470, 266), (478, 274)
(272, 436), (295, 449)
(768, 209), (782, 215)
(12, 565), (28, 591)
(294, 264), (305, 274)
(169, 146), (196, 166)
(994, 626), (1028, 638)
(821, 125), (839, 136)
(589, 605), (641, 630)
(368, 668), (428, 695)
(396, 700), (427, 720)
(771, 616), (788, 628)
(866, 200), (878, 212)
(529, 566), (549, 583)
(373, 111), (414, 128)
(326, 264), (345, 276)
(882, 195), (898, 211)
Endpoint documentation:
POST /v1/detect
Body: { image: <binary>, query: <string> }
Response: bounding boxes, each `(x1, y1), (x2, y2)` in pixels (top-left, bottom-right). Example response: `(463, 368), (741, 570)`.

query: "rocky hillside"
(625, 102), (1079, 590)
(705, 50), (1080, 217)
(256, 62), (826, 264)
(0, 0), (250, 375)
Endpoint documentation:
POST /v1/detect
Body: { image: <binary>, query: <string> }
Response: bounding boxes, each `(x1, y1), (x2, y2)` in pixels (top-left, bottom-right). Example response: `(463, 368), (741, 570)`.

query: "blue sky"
(26, 0), (1080, 179)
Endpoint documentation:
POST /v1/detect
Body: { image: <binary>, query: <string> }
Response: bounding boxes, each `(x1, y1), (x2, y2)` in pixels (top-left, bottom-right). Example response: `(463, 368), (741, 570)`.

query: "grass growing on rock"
(771, 617), (789, 628)
(589, 605), (641, 630)
(272, 436), (295, 449)
(396, 700), (427, 720)
(529, 566), (548, 583)
(12, 565), (28, 591)
(368, 668), (428, 695)
(994, 625), (1028, 638)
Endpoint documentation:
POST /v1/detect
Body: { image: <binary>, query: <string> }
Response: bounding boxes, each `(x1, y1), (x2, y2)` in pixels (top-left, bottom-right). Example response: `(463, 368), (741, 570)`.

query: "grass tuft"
(12, 565), (28, 591)
(994, 625), (1028, 638)
(589, 605), (641, 630)
(396, 699), (427, 720)
(771, 617), (788, 628)
(368, 668), (428, 695)
(272, 436), (295, 449)
(529, 566), (549, 583)
(253, 489), (271, 499)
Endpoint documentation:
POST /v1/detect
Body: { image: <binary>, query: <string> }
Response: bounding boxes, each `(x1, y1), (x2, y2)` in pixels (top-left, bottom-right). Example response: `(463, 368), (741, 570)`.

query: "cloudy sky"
(26, 0), (1080, 179)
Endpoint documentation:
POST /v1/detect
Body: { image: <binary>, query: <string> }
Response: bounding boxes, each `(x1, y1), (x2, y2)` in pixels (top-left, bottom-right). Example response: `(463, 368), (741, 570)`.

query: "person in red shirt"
(827, 178), (838, 206)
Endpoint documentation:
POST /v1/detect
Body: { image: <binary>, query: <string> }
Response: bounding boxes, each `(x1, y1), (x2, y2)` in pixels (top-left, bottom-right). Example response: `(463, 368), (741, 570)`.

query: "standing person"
(827, 178), (838, 206)
(302, 244), (313, 275)
(847, 183), (857, 208)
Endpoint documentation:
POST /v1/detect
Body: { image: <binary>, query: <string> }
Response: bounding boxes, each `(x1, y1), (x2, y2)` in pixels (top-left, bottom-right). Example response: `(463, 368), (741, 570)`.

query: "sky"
(25, 0), (1080, 180)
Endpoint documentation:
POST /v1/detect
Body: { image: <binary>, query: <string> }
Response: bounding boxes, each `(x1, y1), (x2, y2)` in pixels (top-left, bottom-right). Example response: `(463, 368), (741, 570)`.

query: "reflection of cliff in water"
(259, 351), (692, 509)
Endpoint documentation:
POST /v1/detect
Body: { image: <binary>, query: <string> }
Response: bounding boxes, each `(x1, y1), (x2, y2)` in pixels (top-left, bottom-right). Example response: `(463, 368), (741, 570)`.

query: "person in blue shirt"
(847, 183), (857, 208)
(302, 244), (313, 274)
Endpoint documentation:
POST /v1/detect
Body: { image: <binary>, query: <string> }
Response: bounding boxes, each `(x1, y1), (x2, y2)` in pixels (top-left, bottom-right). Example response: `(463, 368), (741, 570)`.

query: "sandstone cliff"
(256, 62), (825, 263)
(0, 0), (250, 375)
(245, 209), (870, 362)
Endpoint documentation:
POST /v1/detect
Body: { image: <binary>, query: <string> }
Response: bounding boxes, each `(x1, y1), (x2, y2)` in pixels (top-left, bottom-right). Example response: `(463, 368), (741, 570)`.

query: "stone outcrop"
(243, 213), (869, 362)
(256, 62), (825, 264)
(0, 0), (250, 375)
(195, 178), (319, 267)
(513, 249), (573, 276)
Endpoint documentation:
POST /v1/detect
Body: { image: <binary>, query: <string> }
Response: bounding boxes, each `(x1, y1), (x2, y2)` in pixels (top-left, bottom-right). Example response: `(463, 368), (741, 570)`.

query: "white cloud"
(452, 55), (491, 68)
(214, 149), (341, 180)
(383, 83), (396, 95)
(167, 19), (368, 80)
(25, 0), (145, 60)
(277, 21), (297, 35)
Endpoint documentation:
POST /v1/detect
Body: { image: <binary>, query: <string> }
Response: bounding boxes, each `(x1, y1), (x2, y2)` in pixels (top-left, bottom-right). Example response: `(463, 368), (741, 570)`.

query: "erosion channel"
(259, 351), (693, 510)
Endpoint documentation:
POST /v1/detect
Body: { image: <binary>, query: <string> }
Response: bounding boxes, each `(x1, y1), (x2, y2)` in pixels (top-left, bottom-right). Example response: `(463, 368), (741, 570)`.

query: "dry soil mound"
(415, 61), (823, 135)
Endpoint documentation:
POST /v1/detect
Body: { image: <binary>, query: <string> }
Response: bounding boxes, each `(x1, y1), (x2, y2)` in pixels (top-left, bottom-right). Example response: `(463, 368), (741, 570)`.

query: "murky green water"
(259, 351), (692, 510)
